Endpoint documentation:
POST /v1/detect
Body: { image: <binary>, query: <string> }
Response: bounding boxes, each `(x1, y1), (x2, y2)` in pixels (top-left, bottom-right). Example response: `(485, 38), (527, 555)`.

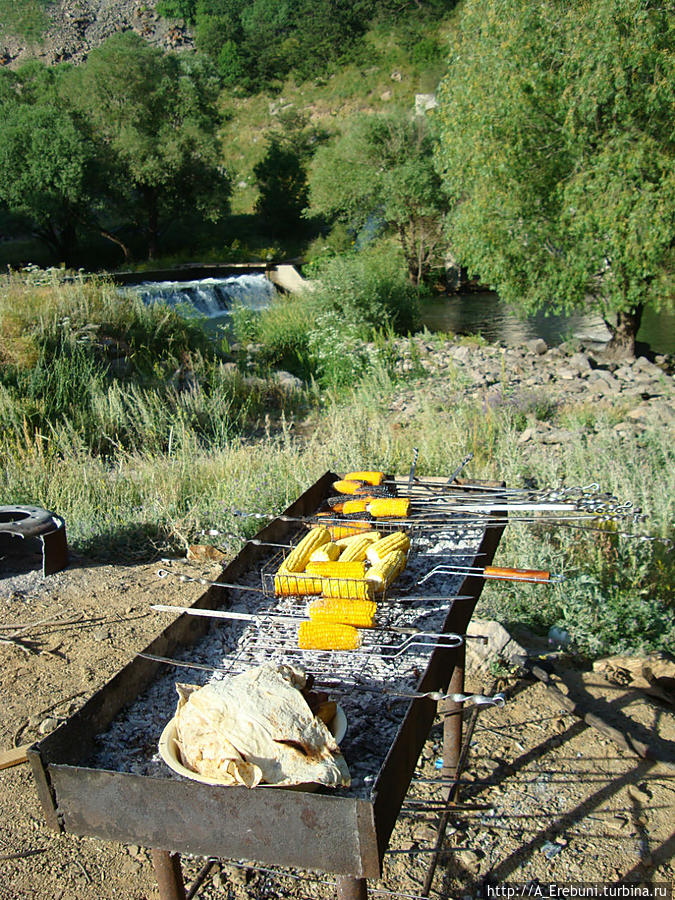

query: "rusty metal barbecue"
(28, 472), (508, 900)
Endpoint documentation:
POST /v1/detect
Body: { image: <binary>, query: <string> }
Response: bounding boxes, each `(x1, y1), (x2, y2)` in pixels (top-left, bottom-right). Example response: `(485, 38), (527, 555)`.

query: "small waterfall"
(129, 274), (277, 317)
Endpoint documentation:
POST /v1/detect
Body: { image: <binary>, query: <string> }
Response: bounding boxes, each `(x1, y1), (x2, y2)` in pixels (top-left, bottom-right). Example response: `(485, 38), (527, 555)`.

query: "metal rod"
(446, 452), (474, 485)
(336, 875), (369, 900)
(421, 680), (498, 897)
(441, 641), (465, 776)
(407, 447), (419, 494)
(186, 859), (218, 900)
(152, 849), (187, 900)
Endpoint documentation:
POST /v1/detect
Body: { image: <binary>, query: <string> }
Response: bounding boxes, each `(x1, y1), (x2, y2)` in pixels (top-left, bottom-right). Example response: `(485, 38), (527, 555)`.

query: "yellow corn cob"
(332, 479), (364, 495)
(328, 522), (371, 541)
(308, 596), (377, 627)
(281, 527), (331, 573)
(366, 531), (411, 565)
(309, 542), (341, 563)
(305, 560), (366, 579)
(342, 499), (371, 515)
(335, 530), (382, 548)
(343, 471), (384, 486)
(339, 535), (376, 563)
(367, 498), (411, 518)
(298, 620), (362, 651)
(366, 550), (407, 592)
(322, 578), (375, 601)
(274, 573), (323, 596)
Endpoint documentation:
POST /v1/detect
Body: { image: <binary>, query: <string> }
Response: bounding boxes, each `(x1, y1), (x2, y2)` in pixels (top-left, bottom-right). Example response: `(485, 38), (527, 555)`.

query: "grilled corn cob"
(366, 531), (411, 564)
(309, 542), (341, 563)
(328, 522), (372, 541)
(305, 560), (366, 579)
(335, 530), (381, 548)
(354, 484), (397, 498)
(308, 596), (377, 627)
(339, 534), (377, 563)
(274, 573), (323, 596)
(298, 620), (362, 651)
(322, 578), (375, 601)
(366, 550), (407, 592)
(281, 527), (331, 573)
(342, 471), (384, 486)
(332, 479), (364, 495)
(342, 499), (372, 515)
(367, 498), (410, 518)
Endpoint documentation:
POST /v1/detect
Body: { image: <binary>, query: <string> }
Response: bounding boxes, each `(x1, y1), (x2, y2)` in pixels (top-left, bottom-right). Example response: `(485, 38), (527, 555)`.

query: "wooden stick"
(0, 744), (31, 771)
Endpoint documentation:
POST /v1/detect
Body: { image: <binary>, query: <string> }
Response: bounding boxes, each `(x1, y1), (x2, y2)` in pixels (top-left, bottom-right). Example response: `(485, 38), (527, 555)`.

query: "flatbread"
(174, 664), (351, 788)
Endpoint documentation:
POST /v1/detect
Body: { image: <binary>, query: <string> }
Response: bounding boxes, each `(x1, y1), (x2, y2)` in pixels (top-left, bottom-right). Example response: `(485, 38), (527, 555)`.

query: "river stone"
(525, 338), (548, 355)
(569, 352), (593, 373)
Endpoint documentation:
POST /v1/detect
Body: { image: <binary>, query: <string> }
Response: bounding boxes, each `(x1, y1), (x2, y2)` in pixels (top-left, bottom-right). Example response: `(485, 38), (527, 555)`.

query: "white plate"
(158, 704), (347, 789)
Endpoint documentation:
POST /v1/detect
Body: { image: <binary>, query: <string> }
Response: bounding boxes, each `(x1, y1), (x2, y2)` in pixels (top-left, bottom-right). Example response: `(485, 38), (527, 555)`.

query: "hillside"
(0, 0), (193, 67)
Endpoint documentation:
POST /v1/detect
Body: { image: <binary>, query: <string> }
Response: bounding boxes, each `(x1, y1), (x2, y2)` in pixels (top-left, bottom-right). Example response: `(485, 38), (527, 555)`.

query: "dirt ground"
(0, 546), (673, 900)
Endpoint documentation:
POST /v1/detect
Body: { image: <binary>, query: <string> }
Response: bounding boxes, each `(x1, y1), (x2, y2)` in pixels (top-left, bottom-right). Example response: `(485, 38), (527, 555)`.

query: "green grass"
(0, 271), (672, 657)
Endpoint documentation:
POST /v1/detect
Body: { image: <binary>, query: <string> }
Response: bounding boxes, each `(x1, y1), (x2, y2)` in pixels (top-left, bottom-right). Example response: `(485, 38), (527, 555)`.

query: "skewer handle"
(483, 566), (550, 582)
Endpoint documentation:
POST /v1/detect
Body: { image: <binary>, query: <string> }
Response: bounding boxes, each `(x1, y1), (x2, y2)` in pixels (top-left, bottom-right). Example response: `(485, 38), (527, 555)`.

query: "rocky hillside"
(1, 0), (192, 68)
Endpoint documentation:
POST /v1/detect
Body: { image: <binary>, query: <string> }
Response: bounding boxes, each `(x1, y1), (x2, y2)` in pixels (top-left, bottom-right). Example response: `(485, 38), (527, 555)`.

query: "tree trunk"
(604, 306), (644, 358)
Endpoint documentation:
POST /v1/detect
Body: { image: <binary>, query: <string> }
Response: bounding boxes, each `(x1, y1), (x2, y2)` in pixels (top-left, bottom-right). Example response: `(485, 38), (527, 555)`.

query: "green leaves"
(436, 0), (675, 349)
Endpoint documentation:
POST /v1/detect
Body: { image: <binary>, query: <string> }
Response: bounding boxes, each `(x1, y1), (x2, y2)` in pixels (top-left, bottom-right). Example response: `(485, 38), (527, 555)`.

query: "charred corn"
(309, 542), (341, 563)
(322, 578), (375, 601)
(366, 531), (411, 564)
(308, 596), (377, 627)
(298, 620), (362, 650)
(367, 498), (410, 518)
(281, 527), (331, 573)
(274, 573), (323, 596)
(305, 560), (366, 579)
(343, 471), (384, 486)
(366, 550), (407, 592)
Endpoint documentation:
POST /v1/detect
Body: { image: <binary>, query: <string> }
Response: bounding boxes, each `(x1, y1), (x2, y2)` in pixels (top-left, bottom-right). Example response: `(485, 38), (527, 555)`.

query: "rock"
(380, 90), (393, 101)
(92, 626), (110, 642)
(525, 338), (548, 355)
(556, 366), (578, 380)
(451, 345), (472, 363)
(455, 849), (482, 871)
(273, 370), (304, 392)
(540, 428), (574, 444)
(569, 352), (593, 373)
(541, 840), (564, 859)
(186, 544), (225, 563)
(38, 717), (60, 734)
(412, 823), (438, 843)
(518, 427), (534, 444)
(390, 70), (403, 81)
(467, 619), (528, 667)
(628, 784), (652, 804)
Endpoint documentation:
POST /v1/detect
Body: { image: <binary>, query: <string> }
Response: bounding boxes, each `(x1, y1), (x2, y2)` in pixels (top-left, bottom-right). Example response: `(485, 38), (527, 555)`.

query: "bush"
(307, 246), (419, 336)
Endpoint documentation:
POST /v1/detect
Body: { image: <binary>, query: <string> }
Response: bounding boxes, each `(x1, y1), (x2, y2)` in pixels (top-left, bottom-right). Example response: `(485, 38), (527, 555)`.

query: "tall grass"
(0, 272), (672, 655)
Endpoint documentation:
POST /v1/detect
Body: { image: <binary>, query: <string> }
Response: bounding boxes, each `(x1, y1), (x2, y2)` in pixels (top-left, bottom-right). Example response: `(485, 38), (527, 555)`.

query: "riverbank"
(0, 271), (673, 656)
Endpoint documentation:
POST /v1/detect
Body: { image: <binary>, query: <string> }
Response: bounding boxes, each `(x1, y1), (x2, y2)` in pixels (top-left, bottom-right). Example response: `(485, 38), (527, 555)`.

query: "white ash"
(89, 523), (485, 798)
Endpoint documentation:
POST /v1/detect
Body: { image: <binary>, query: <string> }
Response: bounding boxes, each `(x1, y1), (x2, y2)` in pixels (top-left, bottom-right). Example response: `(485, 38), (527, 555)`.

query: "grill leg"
(336, 875), (368, 900)
(152, 849), (187, 900)
(441, 641), (466, 776)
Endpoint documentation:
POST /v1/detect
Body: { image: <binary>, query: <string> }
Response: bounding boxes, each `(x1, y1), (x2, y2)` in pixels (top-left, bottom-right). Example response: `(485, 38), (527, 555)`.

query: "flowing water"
(127, 275), (674, 354)
(129, 274), (277, 318)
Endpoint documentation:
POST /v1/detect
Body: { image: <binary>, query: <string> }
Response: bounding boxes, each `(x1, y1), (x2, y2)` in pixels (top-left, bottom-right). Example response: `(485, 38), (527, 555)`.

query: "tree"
(435, 0), (675, 355)
(0, 66), (104, 264)
(308, 111), (448, 284)
(253, 111), (327, 236)
(68, 33), (232, 259)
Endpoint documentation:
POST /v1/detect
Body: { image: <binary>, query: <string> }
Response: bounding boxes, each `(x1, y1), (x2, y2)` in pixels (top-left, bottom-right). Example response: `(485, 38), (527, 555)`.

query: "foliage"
(252, 111), (326, 237)
(307, 245), (420, 336)
(0, 0), (50, 41)
(157, 0), (454, 92)
(435, 0), (675, 353)
(308, 110), (448, 284)
(0, 78), (97, 264)
(65, 32), (232, 260)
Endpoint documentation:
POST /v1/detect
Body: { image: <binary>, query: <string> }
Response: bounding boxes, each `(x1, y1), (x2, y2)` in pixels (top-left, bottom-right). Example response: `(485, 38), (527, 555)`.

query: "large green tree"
(436, 0), (675, 354)
(0, 65), (103, 264)
(67, 32), (231, 259)
(308, 111), (447, 284)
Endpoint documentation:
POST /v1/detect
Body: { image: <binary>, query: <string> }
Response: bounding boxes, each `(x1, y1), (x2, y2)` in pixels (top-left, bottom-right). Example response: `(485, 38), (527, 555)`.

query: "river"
(420, 291), (675, 355)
